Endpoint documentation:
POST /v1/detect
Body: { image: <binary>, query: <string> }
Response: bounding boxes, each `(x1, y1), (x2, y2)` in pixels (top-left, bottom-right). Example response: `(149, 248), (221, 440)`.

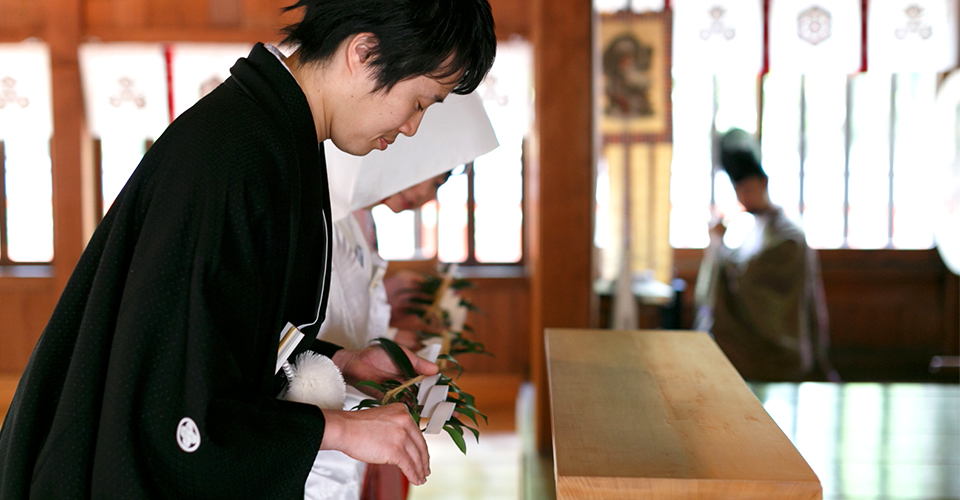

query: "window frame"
(406, 157), (527, 268)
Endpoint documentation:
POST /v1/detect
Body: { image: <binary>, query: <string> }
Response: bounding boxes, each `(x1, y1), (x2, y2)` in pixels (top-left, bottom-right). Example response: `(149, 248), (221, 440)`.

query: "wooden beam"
(84, 27), (285, 44)
(0, 29), (45, 43)
(528, 0), (595, 453)
(46, 0), (86, 292)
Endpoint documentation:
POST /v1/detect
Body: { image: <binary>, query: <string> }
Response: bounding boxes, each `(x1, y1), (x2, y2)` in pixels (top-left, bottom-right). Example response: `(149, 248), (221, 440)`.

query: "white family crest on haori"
(324, 91), (499, 222)
(176, 417), (201, 453)
(673, 0), (764, 75)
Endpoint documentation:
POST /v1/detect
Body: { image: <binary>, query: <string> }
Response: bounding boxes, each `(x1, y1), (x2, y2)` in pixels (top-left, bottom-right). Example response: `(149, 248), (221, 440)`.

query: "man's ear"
(346, 32), (379, 73)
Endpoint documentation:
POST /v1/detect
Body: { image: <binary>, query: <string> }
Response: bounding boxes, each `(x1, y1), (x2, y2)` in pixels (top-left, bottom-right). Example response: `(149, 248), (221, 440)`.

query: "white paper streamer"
(423, 401), (456, 434)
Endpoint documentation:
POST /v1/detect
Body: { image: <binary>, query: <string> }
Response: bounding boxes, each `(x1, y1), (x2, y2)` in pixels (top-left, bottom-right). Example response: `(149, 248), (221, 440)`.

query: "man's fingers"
(404, 438), (428, 484)
(403, 416), (430, 475)
(392, 404), (430, 483)
(397, 454), (425, 486)
(407, 350), (438, 376)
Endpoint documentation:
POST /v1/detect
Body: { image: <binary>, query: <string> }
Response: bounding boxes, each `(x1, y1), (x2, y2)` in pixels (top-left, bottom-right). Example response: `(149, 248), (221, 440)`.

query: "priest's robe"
(0, 43), (336, 499)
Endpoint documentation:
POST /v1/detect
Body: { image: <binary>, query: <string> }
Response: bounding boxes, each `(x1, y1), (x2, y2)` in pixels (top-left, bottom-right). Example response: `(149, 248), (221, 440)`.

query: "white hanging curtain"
(169, 43), (253, 119)
(78, 43), (169, 139)
(0, 41), (53, 140)
(673, 0), (764, 75)
(868, 0), (958, 73)
(769, 0), (862, 74)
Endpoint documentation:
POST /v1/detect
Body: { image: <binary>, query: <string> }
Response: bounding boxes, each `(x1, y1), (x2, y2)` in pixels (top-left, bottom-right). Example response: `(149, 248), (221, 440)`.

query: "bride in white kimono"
(302, 92), (497, 500)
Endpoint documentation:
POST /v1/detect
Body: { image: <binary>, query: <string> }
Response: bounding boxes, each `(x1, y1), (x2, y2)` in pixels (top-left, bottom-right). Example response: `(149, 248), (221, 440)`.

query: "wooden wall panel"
(88, 0), (147, 30)
(384, 261), (531, 376)
(146, 0), (205, 30)
(46, 0), (87, 291)
(673, 249), (959, 382)
(240, 0), (292, 31)
(0, 0), (45, 40)
(0, 287), (56, 372)
(487, 0), (531, 40)
(207, 0), (241, 28)
(458, 276), (530, 375)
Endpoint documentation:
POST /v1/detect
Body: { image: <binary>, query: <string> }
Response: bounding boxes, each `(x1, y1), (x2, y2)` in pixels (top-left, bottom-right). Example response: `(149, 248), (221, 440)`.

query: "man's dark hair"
(718, 128), (766, 183)
(280, 0), (496, 96)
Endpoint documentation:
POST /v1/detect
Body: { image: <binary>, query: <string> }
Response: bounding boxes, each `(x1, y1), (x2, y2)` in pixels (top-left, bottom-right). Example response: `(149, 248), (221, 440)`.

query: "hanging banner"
(169, 43), (253, 119)
(0, 41), (53, 140)
(79, 43), (169, 138)
(868, 0), (958, 73)
(601, 10), (673, 137)
(769, 0), (862, 74)
(673, 0), (764, 75)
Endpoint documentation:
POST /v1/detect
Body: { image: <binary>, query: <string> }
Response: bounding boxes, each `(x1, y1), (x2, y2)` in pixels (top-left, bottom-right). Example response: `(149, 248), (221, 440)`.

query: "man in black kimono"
(0, 0), (496, 497)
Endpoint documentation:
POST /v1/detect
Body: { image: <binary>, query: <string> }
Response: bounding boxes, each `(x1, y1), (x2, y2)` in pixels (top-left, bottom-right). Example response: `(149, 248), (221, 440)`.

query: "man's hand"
(332, 343), (438, 387)
(709, 220), (727, 241)
(392, 329), (423, 351)
(320, 404), (430, 485)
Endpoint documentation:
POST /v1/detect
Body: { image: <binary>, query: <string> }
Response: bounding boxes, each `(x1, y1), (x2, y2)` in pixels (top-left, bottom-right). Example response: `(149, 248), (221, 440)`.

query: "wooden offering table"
(545, 329), (822, 499)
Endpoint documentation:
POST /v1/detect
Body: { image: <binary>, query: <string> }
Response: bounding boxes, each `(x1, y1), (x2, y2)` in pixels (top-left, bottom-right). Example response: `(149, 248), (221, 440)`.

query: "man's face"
(330, 72), (457, 156)
(733, 176), (769, 214)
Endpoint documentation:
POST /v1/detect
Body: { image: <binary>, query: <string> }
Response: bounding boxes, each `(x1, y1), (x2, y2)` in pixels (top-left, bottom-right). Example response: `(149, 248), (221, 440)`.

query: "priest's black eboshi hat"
(719, 128), (766, 183)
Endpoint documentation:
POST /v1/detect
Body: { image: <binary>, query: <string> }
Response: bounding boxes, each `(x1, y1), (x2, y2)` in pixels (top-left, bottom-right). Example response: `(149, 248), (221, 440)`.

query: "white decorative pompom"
(281, 352), (347, 410)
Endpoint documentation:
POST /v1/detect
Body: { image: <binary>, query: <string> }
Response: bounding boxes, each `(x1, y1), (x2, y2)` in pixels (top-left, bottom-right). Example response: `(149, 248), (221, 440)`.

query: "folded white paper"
(417, 373), (442, 406)
(424, 401), (456, 434)
(420, 385), (449, 419)
(416, 342), (442, 364)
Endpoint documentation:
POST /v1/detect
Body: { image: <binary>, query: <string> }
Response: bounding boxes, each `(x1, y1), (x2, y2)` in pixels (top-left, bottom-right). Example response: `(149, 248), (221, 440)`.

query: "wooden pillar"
(45, 0), (88, 292)
(528, 0), (596, 452)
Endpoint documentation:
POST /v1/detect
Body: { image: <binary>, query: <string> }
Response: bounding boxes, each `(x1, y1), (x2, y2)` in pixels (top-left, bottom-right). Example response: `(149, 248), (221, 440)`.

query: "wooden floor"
(751, 382), (960, 500)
